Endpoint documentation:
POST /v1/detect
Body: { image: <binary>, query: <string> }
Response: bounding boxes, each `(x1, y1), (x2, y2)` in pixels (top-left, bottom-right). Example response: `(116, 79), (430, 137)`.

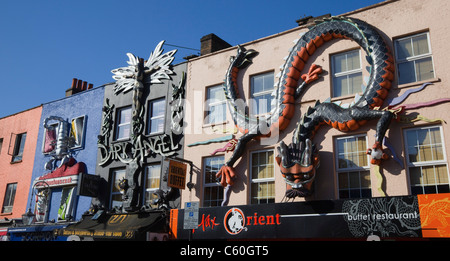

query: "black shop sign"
(174, 196), (422, 240)
(77, 173), (101, 197)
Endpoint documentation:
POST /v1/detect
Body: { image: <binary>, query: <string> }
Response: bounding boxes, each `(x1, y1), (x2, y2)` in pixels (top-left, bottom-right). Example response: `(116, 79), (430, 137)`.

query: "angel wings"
(111, 40), (177, 95)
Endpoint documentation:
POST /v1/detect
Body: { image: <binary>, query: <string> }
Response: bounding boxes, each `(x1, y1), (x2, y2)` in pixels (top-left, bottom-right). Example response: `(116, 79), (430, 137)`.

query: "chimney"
(296, 14), (331, 26)
(65, 78), (94, 97)
(200, 33), (232, 56)
(81, 81), (87, 91)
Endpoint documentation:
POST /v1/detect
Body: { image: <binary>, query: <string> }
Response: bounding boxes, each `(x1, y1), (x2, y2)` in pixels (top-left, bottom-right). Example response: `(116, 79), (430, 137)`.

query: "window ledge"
(146, 131), (165, 137)
(10, 160), (23, 164)
(111, 138), (130, 144)
(397, 78), (441, 89)
(202, 121), (230, 129)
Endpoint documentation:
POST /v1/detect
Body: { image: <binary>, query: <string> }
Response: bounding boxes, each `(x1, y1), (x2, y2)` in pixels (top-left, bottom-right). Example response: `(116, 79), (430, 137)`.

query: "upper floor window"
(332, 49), (363, 97)
(395, 32), (435, 85)
(2, 183), (17, 214)
(114, 106), (131, 141)
(11, 133), (27, 162)
(250, 72), (274, 115)
(250, 149), (275, 204)
(203, 155), (224, 207)
(335, 135), (371, 199)
(148, 98), (166, 135)
(70, 115), (86, 149)
(404, 125), (449, 195)
(205, 85), (226, 125)
(43, 115), (86, 154)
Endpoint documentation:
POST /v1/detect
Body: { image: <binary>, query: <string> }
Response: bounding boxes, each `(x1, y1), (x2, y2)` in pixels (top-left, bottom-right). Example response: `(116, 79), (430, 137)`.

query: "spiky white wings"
(111, 53), (140, 95)
(145, 40), (177, 84)
(111, 41), (177, 95)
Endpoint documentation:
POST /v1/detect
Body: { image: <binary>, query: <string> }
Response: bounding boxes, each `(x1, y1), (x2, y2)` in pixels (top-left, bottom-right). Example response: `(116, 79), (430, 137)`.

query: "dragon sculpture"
(216, 16), (395, 200)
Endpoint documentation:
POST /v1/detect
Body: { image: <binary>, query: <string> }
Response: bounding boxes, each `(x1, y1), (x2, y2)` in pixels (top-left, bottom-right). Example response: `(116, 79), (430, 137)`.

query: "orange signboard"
(168, 160), (187, 189)
(418, 193), (450, 238)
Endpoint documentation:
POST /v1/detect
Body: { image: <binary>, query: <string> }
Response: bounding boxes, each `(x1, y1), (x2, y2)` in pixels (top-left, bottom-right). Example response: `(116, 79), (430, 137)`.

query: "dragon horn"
(301, 139), (312, 166)
(277, 141), (290, 167)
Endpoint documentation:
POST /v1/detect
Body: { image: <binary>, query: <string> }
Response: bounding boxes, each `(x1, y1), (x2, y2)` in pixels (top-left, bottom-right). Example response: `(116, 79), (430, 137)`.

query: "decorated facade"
(1, 0), (450, 241)
(58, 42), (188, 240)
(6, 80), (104, 241)
(178, 0), (450, 239)
(92, 41), (186, 212)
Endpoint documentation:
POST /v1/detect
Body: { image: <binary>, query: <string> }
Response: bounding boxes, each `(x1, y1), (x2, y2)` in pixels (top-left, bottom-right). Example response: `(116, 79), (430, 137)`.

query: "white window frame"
(250, 149), (275, 204)
(148, 98), (166, 135)
(335, 134), (372, 199)
(69, 115), (87, 149)
(331, 49), (363, 97)
(205, 85), (227, 125)
(250, 72), (274, 116)
(142, 163), (161, 207)
(394, 32), (435, 85)
(403, 125), (449, 195)
(110, 168), (126, 209)
(114, 106), (132, 141)
(202, 155), (224, 207)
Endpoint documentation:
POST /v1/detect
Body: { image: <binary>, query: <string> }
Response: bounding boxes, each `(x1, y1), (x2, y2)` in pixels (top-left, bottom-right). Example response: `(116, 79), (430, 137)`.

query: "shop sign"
(417, 193), (450, 238)
(35, 175), (79, 188)
(168, 160), (187, 189)
(175, 195), (424, 240)
(98, 132), (180, 166)
(77, 173), (101, 197)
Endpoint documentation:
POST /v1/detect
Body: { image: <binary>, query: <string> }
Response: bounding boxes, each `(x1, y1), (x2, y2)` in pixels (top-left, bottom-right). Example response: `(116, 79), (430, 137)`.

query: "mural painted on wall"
(97, 41), (185, 211)
(216, 16), (450, 204)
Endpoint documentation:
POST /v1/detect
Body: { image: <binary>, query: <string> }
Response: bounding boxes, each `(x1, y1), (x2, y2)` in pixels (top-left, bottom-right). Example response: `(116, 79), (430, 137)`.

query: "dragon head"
(276, 139), (320, 198)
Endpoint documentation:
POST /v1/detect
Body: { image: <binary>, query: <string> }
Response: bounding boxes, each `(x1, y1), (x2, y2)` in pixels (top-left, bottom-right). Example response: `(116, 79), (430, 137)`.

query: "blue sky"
(0, 0), (383, 118)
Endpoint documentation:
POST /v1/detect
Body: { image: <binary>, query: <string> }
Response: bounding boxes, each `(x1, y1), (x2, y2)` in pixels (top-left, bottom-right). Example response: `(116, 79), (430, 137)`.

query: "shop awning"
(0, 228), (8, 236)
(8, 224), (67, 234)
(59, 210), (167, 240)
(7, 224), (68, 241)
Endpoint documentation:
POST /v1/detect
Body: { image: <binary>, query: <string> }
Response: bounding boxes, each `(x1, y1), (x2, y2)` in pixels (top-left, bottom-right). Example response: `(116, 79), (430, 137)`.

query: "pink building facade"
(0, 106), (42, 220)
(181, 0), (450, 208)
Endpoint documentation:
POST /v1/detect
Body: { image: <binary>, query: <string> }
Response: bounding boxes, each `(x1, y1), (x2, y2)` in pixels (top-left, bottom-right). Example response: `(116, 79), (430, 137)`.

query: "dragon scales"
(217, 17), (395, 201)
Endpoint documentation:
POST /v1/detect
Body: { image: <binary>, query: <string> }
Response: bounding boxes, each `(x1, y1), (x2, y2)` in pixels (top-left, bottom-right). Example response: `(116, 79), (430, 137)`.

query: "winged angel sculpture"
(111, 40), (177, 143)
(111, 40), (177, 94)
(109, 41), (177, 211)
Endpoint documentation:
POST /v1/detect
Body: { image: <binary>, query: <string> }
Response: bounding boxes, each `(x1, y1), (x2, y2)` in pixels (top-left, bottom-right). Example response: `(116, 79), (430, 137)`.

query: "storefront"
(59, 210), (169, 241)
(7, 224), (68, 241)
(171, 193), (450, 240)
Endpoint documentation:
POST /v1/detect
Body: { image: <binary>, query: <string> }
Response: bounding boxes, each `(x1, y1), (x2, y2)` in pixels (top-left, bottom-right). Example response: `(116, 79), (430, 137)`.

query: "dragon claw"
(216, 165), (236, 187)
(301, 64), (323, 84)
(367, 141), (389, 165)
